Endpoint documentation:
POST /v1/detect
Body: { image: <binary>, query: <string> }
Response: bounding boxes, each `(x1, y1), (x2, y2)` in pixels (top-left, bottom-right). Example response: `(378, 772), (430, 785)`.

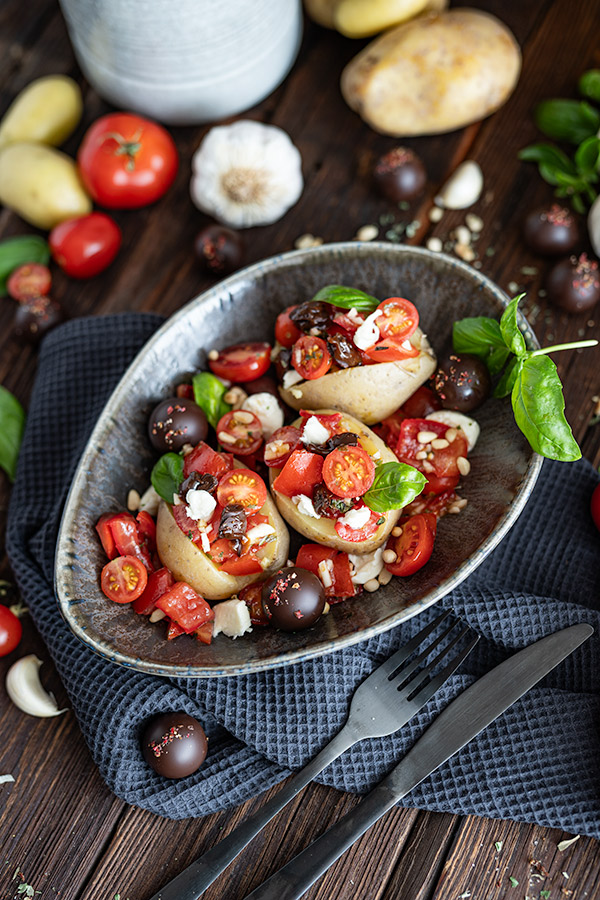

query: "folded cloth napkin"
(6, 314), (600, 835)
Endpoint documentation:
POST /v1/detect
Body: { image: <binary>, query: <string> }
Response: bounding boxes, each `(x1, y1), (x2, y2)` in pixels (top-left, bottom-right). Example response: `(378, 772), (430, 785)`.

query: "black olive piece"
(218, 503), (247, 556)
(432, 353), (491, 413)
(312, 483), (355, 519)
(180, 472), (218, 499)
(305, 432), (359, 457)
(326, 332), (362, 368)
(289, 301), (332, 335)
(274, 347), (292, 381)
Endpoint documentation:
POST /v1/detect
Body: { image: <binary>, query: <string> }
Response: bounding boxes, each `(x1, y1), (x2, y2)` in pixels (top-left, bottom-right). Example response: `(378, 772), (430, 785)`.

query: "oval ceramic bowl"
(55, 242), (542, 677)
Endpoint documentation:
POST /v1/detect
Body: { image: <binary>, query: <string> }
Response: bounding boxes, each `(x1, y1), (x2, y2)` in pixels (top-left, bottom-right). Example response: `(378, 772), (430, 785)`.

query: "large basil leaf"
(0, 385), (26, 481)
(192, 371), (230, 429)
(511, 355), (581, 461)
(311, 284), (379, 312)
(493, 357), (522, 399)
(579, 69), (600, 103)
(151, 452), (184, 503)
(534, 99), (600, 145)
(518, 143), (578, 173)
(363, 461), (426, 513)
(452, 317), (511, 375)
(0, 235), (50, 296)
(499, 295), (527, 357)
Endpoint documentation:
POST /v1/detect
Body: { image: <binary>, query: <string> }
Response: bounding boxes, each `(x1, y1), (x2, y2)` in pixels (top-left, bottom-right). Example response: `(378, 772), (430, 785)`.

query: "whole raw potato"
(341, 8), (521, 136)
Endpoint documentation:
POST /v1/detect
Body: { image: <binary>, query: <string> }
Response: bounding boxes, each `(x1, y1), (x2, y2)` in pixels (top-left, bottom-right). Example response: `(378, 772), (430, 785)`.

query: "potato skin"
(156, 495), (290, 602)
(278, 328), (436, 425)
(341, 8), (521, 136)
(269, 410), (402, 554)
(0, 75), (83, 149)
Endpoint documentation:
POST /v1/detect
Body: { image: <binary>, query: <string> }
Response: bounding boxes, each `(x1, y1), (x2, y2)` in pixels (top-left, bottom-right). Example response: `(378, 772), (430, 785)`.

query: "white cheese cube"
(212, 598), (252, 639)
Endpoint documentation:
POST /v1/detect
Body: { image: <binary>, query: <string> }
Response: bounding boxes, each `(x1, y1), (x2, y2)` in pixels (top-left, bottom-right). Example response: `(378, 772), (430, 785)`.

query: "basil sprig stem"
(453, 295), (598, 462)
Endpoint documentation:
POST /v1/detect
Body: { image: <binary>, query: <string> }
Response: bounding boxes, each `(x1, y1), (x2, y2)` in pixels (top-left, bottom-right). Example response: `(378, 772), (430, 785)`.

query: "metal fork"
(148, 610), (478, 900)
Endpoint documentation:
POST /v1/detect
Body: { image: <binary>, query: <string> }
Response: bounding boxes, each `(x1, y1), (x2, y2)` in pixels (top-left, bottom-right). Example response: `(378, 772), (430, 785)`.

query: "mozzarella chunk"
(347, 307), (365, 326)
(199, 530), (211, 553)
(282, 368), (304, 389)
(246, 522), (277, 543)
(338, 505), (371, 530)
(301, 415), (331, 446)
(212, 598), (252, 639)
(353, 310), (382, 351)
(425, 410), (480, 451)
(349, 547), (384, 585)
(186, 489), (217, 523)
(292, 494), (321, 518)
(242, 392), (284, 439)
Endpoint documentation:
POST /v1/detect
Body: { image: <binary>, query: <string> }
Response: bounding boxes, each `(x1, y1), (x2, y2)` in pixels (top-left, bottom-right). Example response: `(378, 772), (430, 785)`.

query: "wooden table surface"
(1, 1), (599, 898)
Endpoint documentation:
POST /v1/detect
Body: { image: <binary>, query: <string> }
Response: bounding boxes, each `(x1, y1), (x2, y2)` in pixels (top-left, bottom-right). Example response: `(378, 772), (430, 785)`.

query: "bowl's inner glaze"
(55, 243), (540, 676)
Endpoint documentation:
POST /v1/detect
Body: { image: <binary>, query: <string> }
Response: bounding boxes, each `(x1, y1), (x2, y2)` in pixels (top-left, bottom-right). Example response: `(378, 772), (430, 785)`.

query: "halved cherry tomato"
(96, 511), (154, 570)
(155, 582), (214, 633)
(216, 410), (263, 456)
(49, 212), (121, 278)
(0, 605), (22, 656)
(362, 298), (420, 362)
(264, 425), (302, 468)
(275, 306), (302, 348)
(101, 555), (148, 602)
(295, 544), (356, 599)
(7, 263), (51, 301)
(209, 342), (271, 383)
(334, 507), (382, 543)
(292, 335), (332, 380)
(133, 567), (174, 615)
(217, 468), (267, 509)
(322, 445), (375, 499)
(238, 582), (270, 625)
(385, 513), (436, 576)
(401, 385), (442, 419)
(271, 449), (324, 498)
(183, 441), (233, 479)
(394, 418), (469, 494)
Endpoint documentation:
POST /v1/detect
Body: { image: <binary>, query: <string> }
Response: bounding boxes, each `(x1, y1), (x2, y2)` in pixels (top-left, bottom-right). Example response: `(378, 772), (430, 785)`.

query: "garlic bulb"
(435, 160), (483, 210)
(6, 654), (68, 718)
(190, 120), (303, 228)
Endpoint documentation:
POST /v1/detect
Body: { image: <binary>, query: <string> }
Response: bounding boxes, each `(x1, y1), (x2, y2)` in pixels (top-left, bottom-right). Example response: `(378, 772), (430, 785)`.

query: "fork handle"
(243, 781), (397, 900)
(147, 726), (357, 900)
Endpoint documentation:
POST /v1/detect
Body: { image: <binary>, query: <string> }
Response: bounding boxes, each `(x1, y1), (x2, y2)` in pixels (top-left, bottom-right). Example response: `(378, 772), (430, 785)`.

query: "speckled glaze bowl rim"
(55, 242), (543, 677)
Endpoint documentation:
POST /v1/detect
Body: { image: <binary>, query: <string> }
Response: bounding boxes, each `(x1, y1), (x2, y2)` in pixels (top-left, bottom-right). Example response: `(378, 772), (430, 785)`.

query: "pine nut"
(218, 431), (237, 444)
(423, 460), (435, 473)
(392, 526), (403, 537)
(448, 505), (461, 514)
(415, 449), (428, 460)
(149, 609), (166, 623)
(224, 386), (248, 407)
(322, 602), (330, 615)
(233, 410), (254, 424)
(417, 430), (438, 444)
(364, 578), (380, 593)
(455, 497), (469, 509)
(457, 456), (471, 476)
(445, 428), (458, 443)
(431, 438), (449, 449)
(466, 213), (483, 232)
(207, 349), (219, 360)
(426, 237), (443, 252)
(127, 489), (141, 511)
(181, 443), (194, 456)
(378, 568), (393, 585)
(382, 549), (397, 564)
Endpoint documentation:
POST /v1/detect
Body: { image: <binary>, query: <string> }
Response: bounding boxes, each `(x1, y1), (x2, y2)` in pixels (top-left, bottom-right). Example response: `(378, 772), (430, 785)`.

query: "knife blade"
(243, 623), (593, 900)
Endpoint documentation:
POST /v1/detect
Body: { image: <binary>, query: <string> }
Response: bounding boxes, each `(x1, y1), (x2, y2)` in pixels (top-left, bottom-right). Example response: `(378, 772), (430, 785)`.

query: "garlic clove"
(435, 160), (483, 210)
(588, 195), (600, 257)
(6, 654), (68, 718)
(190, 120), (303, 228)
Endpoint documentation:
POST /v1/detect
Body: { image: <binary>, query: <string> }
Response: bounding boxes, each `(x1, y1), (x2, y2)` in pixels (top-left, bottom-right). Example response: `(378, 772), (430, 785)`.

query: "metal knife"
(243, 623), (593, 900)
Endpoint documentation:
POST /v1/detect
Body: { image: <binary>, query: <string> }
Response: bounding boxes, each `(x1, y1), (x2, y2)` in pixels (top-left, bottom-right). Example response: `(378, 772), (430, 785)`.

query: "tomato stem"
(102, 130), (143, 170)
(530, 339), (598, 357)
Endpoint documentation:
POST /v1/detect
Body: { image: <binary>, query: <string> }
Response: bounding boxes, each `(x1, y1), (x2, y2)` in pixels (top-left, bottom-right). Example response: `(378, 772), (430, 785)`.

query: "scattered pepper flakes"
(557, 836), (580, 851)
(509, 876), (519, 887)
(495, 841), (503, 852)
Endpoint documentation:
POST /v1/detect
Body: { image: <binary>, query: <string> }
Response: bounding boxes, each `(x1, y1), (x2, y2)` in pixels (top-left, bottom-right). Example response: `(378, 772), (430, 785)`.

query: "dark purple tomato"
(522, 204), (578, 257)
(373, 147), (427, 203)
(546, 253), (600, 314)
(13, 295), (65, 343)
(261, 566), (325, 631)
(432, 352), (491, 412)
(194, 225), (244, 276)
(148, 397), (208, 452)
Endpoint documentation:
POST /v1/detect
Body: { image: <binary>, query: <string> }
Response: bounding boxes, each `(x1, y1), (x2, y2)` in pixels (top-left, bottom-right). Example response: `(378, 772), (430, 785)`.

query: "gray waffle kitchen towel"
(6, 314), (600, 833)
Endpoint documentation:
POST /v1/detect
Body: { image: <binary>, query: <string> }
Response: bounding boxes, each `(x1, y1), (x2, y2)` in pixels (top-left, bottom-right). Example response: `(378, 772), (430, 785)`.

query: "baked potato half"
(156, 493), (290, 602)
(269, 410), (402, 554)
(278, 328), (436, 425)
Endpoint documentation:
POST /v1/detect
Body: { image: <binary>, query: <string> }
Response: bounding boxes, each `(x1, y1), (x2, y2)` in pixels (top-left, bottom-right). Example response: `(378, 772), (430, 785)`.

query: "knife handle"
(244, 780), (398, 900)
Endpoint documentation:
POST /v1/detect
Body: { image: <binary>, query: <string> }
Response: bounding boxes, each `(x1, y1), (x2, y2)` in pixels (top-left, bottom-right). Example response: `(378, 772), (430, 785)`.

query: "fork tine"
(396, 623), (473, 696)
(374, 610), (451, 681)
(404, 630), (480, 709)
(389, 618), (458, 688)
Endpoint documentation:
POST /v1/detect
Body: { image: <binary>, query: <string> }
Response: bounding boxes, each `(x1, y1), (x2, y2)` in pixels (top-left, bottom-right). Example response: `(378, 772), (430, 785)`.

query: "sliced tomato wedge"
(295, 544), (356, 599)
(209, 342), (271, 382)
(155, 582), (214, 633)
(217, 468), (267, 509)
(271, 449), (324, 498)
(264, 425), (302, 468)
(322, 445), (375, 499)
(291, 335), (332, 380)
(385, 513), (436, 576)
(275, 306), (302, 348)
(238, 582), (270, 626)
(132, 566), (175, 615)
(101, 555), (148, 603)
(183, 441), (233, 479)
(394, 418), (469, 494)
(136, 510), (157, 554)
(363, 340), (420, 363)
(334, 507), (382, 543)
(216, 410), (263, 456)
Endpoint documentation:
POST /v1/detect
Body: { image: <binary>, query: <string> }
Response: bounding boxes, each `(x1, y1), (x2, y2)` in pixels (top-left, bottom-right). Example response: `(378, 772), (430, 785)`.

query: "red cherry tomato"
(263, 425), (302, 467)
(292, 335), (332, 380)
(95, 511), (154, 571)
(334, 507), (382, 543)
(216, 410), (264, 456)
(49, 213), (121, 278)
(132, 566), (174, 615)
(78, 112), (178, 208)
(155, 582), (214, 633)
(322, 445), (375, 499)
(394, 418), (469, 494)
(209, 342), (271, 382)
(217, 468), (267, 509)
(101, 555), (148, 602)
(385, 513), (436, 576)
(362, 298), (420, 362)
(592, 483), (600, 531)
(7, 263), (51, 301)
(275, 306), (302, 348)
(0, 605), (23, 656)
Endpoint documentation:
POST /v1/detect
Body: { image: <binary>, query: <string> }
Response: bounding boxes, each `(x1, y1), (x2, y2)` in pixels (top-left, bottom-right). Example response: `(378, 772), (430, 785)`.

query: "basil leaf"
(534, 99), (600, 145)
(151, 452), (184, 503)
(0, 235), (50, 296)
(574, 136), (600, 175)
(518, 143), (577, 173)
(511, 355), (581, 461)
(579, 69), (600, 103)
(452, 317), (511, 376)
(311, 284), (380, 312)
(192, 371), (230, 429)
(0, 385), (25, 482)
(493, 357), (522, 399)
(363, 461), (426, 513)
(500, 295), (527, 357)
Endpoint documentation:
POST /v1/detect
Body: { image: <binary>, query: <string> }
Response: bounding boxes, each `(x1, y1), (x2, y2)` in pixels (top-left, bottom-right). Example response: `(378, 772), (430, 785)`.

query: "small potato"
(0, 143), (92, 229)
(303, 0), (339, 28)
(278, 328), (436, 425)
(0, 75), (83, 149)
(341, 8), (521, 136)
(335, 0), (430, 38)
(269, 410), (402, 554)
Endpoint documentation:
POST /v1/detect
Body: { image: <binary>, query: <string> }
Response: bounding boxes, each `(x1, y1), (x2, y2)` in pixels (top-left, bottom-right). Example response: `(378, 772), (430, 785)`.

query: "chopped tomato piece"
(299, 410), (344, 435)
(334, 507), (382, 543)
(363, 340), (419, 363)
(238, 582), (269, 626)
(220, 554), (263, 576)
(264, 425), (302, 468)
(183, 441), (233, 479)
(195, 621), (214, 644)
(295, 544), (356, 599)
(101, 555), (148, 603)
(136, 510), (157, 553)
(209, 342), (271, 383)
(167, 620), (186, 640)
(217, 468), (267, 509)
(216, 409), (263, 456)
(176, 382), (194, 400)
(275, 306), (302, 348)
(385, 513), (436, 576)
(322, 445), (375, 499)
(332, 310), (362, 335)
(171, 503), (200, 541)
(373, 410), (406, 448)
(394, 418), (468, 495)
(271, 449), (324, 498)
(132, 567), (175, 615)
(401, 385), (442, 419)
(96, 513), (118, 559)
(291, 335), (331, 380)
(156, 582), (214, 633)
(97, 511), (154, 571)
(403, 489), (461, 520)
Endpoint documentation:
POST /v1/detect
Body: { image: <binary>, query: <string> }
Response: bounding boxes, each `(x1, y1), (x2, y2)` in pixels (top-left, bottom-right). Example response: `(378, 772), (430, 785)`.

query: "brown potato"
(341, 8), (521, 136)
